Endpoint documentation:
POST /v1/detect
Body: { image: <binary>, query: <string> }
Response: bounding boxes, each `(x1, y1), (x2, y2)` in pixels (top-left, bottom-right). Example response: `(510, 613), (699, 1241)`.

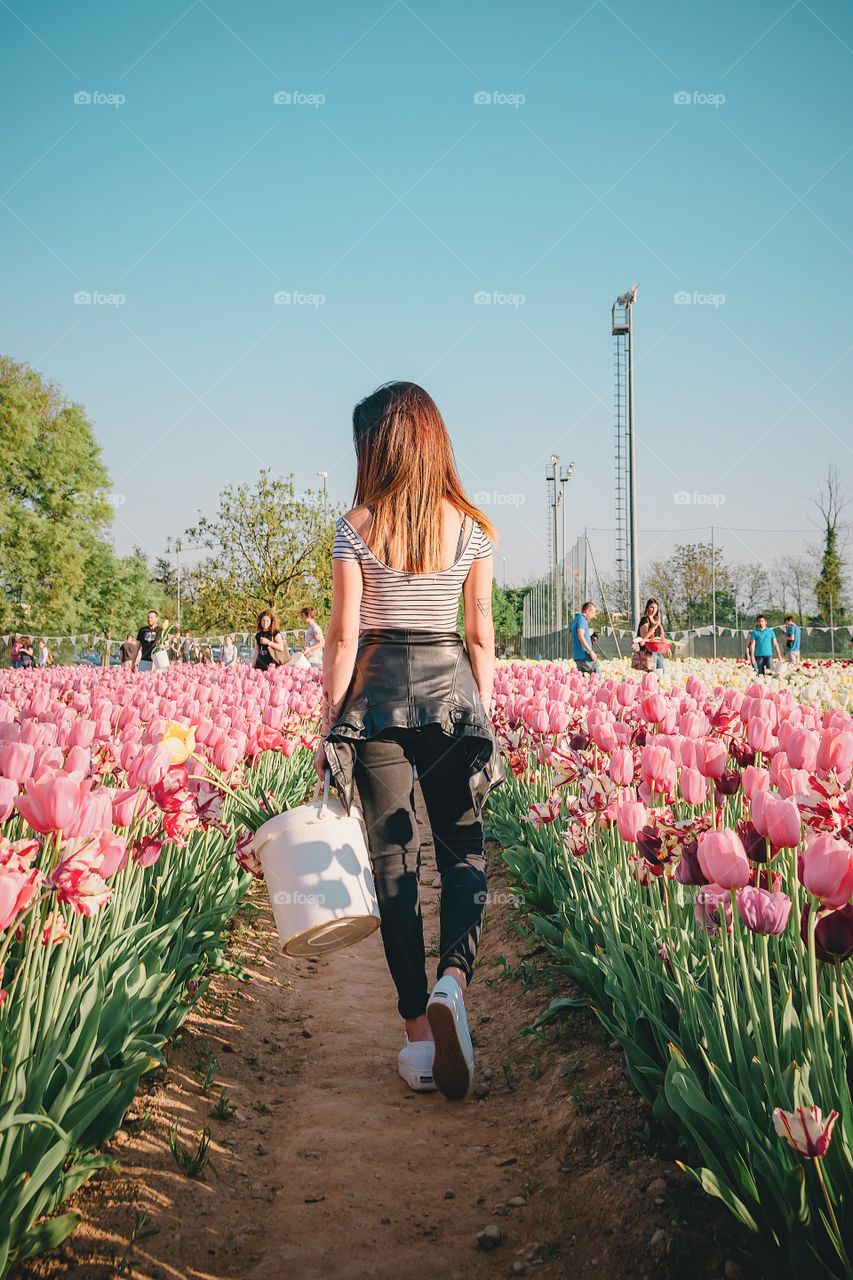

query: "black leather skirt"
(323, 628), (505, 817)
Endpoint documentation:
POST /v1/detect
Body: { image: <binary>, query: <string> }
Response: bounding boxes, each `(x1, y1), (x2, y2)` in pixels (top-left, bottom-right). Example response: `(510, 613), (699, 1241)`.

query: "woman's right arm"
(320, 558), (363, 733)
(463, 555), (495, 714)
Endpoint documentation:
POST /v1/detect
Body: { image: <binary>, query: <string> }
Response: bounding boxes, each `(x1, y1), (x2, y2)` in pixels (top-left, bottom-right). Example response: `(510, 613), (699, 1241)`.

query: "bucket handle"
(312, 767), (331, 817)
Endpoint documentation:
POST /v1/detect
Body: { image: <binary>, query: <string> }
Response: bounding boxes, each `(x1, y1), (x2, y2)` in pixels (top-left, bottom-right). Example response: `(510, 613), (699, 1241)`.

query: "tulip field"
(486, 659), (853, 1277)
(1, 656), (853, 1278)
(0, 662), (319, 1276)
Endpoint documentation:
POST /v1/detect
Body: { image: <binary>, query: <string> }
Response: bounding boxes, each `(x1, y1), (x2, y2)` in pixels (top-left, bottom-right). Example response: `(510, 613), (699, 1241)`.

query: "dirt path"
(17, 793), (746, 1280)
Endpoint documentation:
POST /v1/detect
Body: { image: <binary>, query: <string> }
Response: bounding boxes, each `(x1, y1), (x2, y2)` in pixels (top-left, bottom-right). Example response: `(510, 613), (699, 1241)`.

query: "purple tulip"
(694, 883), (732, 935)
(800, 903), (853, 963)
(736, 885), (792, 935)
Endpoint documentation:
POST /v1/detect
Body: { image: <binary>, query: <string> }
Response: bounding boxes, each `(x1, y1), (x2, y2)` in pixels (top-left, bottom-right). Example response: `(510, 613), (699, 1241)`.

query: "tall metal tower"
(545, 456), (558, 628)
(611, 284), (639, 628)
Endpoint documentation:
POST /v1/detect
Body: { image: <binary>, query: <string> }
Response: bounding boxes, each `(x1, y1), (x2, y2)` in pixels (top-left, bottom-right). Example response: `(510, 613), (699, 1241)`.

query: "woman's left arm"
(267, 632), (287, 654)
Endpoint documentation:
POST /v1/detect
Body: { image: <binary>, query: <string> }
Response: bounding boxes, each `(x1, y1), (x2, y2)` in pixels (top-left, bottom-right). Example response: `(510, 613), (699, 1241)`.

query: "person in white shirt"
(300, 606), (325, 668)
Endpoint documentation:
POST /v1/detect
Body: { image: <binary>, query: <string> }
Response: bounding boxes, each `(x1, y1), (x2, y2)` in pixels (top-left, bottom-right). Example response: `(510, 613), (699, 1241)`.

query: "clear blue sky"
(3, 0), (852, 583)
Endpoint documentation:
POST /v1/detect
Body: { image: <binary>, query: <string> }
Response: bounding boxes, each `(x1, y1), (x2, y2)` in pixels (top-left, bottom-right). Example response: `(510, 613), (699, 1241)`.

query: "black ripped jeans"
(353, 725), (487, 1020)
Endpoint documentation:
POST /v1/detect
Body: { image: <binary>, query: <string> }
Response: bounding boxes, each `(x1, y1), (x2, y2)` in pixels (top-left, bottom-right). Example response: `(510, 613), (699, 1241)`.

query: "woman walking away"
(300, 606), (325, 668)
(637, 598), (667, 671)
(253, 611), (286, 670)
(318, 381), (505, 1101)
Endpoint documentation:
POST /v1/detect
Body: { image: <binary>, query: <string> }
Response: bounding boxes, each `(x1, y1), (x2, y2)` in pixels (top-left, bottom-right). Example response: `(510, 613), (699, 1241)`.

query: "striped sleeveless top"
(332, 513), (493, 632)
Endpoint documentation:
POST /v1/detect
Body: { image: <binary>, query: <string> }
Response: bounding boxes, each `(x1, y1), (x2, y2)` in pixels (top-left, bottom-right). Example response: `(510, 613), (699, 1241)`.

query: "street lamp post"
(559, 463), (573, 630)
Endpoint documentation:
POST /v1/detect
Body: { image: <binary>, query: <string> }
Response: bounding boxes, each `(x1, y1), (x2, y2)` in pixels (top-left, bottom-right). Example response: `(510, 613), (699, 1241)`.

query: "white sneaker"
(398, 1036), (437, 1092)
(426, 976), (474, 1100)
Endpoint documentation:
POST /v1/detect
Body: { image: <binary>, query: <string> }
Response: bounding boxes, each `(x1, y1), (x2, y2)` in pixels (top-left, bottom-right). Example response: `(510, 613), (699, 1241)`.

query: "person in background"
(168, 628), (182, 663)
(253, 610), (286, 670)
(301, 606), (325, 668)
(783, 614), (802, 665)
(9, 635), (21, 669)
(37, 638), (52, 667)
(17, 637), (36, 669)
(134, 611), (161, 673)
(180, 630), (193, 664)
(748, 615), (781, 676)
(637, 597), (667, 671)
(221, 634), (237, 666)
(120, 632), (140, 665)
(571, 601), (600, 674)
(200, 644), (214, 665)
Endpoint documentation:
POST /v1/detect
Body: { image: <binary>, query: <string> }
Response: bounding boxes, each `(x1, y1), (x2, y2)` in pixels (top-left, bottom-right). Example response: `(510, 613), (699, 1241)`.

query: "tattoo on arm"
(321, 690), (341, 729)
(476, 596), (492, 617)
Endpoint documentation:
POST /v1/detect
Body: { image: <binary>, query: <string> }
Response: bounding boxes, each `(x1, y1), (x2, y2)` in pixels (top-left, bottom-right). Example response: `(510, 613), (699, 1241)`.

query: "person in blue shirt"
(571, 601), (600, 674)
(783, 614), (802, 665)
(747, 615), (781, 676)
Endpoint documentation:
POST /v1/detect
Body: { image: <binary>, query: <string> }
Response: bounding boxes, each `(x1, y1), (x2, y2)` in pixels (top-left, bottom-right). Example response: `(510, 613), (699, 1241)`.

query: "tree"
(646, 543), (734, 630)
(188, 471), (336, 630)
(76, 545), (168, 663)
(0, 357), (112, 631)
(812, 465), (848, 622)
(774, 555), (814, 623)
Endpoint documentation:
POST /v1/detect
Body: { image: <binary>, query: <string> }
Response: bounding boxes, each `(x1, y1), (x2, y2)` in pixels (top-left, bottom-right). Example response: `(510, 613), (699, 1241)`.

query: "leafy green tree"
(647, 543), (735, 630)
(0, 357), (112, 631)
(187, 471), (335, 631)
(77, 545), (168, 660)
(812, 466), (847, 622)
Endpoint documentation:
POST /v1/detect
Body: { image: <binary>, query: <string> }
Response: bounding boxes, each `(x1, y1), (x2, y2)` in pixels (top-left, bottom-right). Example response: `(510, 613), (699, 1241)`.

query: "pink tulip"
(747, 717), (776, 754)
(751, 793), (801, 850)
(742, 765), (770, 799)
(133, 835), (163, 868)
(590, 721), (618, 753)
(736, 885), (791, 935)
(641, 744), (673, 789)
(0, 776), (19, 823)
(609, 748), (634, 787)
(62, 786), (114, 840)
(695, 740), (728, 780)
(0, 740), (35, 785)
(679, 767), (707, 806)
(616, 800), (648, 844)
(697, 829), (751, 889)
(0, 865), (42, 931)
(111, 787), (142, 828)
(786, 727), (819, 772)
(801, 834), (853, 909)
(127, 743), (172, 790)
(817, 728), (853, 775)
(15, 773), (90, 835)
(641, 694), (667, 725)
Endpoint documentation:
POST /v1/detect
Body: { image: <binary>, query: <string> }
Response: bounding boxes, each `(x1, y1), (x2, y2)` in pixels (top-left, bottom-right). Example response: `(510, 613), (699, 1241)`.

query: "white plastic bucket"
(254, 772), (380, 957)
(151, 650), (169, 670)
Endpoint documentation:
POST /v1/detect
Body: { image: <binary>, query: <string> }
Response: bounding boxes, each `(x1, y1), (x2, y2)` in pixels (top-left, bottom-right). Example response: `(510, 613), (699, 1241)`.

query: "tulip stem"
(813, 1157), (845, 1259)
(835, 960), (853, 1048)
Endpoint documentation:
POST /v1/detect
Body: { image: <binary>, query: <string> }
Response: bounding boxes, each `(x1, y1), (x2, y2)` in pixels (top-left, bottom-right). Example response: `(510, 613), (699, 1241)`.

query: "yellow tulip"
(161, 720), (196, 765)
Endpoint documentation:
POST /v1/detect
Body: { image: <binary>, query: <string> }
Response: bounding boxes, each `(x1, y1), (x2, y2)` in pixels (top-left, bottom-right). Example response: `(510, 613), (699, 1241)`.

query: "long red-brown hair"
(352, 382), (497, 573)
